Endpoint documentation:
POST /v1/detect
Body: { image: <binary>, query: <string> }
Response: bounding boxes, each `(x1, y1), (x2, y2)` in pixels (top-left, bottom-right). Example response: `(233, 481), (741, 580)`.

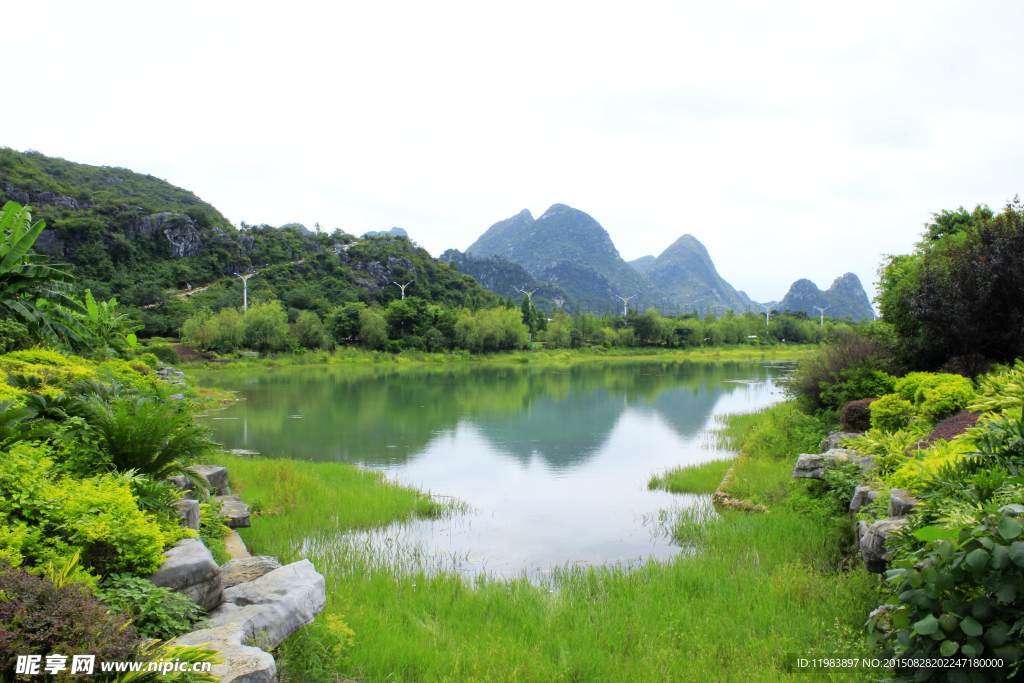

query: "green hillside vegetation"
(0, 147), (501, 340)
(467, 204), (667, 304)
(644, 234), (752, 312)
(627, 254), (656, 272)
(438, 249), (575, 313)
(778, 273), (875, 321)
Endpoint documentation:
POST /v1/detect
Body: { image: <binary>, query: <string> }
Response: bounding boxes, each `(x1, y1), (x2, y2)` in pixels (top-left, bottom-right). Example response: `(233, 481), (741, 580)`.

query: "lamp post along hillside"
(393, 280), (414, 300)
(235, 271), (258, 314)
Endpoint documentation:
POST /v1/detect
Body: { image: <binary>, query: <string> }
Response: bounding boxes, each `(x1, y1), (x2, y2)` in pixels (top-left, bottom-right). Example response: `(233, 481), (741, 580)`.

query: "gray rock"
(171, 623), (276, 683)
(191, 465), (230, 494)
(820, 431), (861, 452)
(240, 351), (259, 358)
(888, 489), (920, 518)
(208, 560), (326, 650)
(149, 538), (223, 610)
(215, 494), (251, 528)
(855, 519), (870, 545)
(167, 475), (197, 500)
(220, 556), (283, 589)
(125, 212), (203, 257)
(849, 485), (878, 513)
(792, 448), (872, 479)
(860, 517), (908, 573)
(173, 499), (200, 530)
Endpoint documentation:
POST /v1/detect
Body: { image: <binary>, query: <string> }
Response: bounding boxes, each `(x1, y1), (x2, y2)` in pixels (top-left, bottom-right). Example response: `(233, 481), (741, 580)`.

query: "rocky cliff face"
(465, 204), (665, 304)
(778, 273), (875, 320)
(644, 235), (752, 311)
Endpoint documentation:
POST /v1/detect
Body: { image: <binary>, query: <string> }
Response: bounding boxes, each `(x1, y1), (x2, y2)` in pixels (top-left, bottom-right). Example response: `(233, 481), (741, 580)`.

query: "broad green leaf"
(996, 583), (1018, 604)
(916, 525), (958, 542)
(999, 516), (1023, 540)
(940, 639), (959, 656)
(915, 614), (940, 635)
(1009, 542), (1024, 567)
(962, 616), (984, 637)
(966, 548), (990, 571)
(939, 614), (960, 632)
(921, 566), (938, 584)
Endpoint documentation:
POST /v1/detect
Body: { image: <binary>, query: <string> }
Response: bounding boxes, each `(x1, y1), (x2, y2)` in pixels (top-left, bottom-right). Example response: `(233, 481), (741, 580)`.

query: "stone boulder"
(860, 517), (908, 573)
(171, 623), (276, 683)
(167, 475), (197, 500)
(208, 560), (326, 650)
(820, 431), (861, 452)
(149, 538), (223, 610)
(888, 489), (919, 518)
(191, 465), (231, 496)
(215, 494), (250, 528)
(173, 499), (200, 530)
(220, 556), (282, 589)
(849, 485), (878, 513)
(792, 448), (875, 479)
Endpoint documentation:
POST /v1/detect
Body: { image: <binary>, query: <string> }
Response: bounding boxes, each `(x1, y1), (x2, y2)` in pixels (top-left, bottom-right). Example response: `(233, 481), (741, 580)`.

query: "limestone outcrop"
(171, 623), (276, 683)
(207, 560), (327, 650)
(220, 556), (282, 589)
(148, 538), (223, 610)
(792, 448), (875, 479)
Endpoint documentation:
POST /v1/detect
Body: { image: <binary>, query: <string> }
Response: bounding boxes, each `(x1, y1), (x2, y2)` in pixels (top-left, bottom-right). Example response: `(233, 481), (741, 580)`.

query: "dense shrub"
(453, 307), (529, 353)
(242, 301), (292, 352)
(786, 333), (891, 412)
(147, 344), (181, 365)
(919, 379), (976, 425)
(358, 307), (388, 350)
(137, 352), (160, 368)
(870, 393), (914, 433)
(868, 507), (1024, 679)
(294, 310), (332, 350)
(0, 562), (141, 678)
(0, 319), (31, 354)
(96, 573), (210, 640)
(840, 397), (876, 432)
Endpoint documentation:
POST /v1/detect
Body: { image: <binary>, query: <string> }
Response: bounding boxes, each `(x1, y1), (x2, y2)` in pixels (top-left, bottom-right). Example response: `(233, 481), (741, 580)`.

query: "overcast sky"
(5, 1), (1023, 303)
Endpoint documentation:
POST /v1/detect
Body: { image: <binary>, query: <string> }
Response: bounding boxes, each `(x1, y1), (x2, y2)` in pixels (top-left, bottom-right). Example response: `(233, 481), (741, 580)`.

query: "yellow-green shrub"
(55, 476), (168, 575)
(869, 393), (914, 432)
(4, 348), (75, 367)
(96, 359), (150, 388)
(970, 359), (1024, 414)
(0, 380), (25, 404)
(885, 438), (971, 492)
(918, 379), (975, 424)
(138, 353), (160, 369)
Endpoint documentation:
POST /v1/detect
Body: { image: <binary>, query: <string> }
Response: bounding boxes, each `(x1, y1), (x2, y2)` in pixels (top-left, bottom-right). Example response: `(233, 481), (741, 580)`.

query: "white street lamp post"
(813, 306), (830, 327)
(757, 303), (773, 325)
(515, 288), (538, 305)
(614, 294), (637, 316)
(393, 280), (414, 300)
(234, 271), (258, 314)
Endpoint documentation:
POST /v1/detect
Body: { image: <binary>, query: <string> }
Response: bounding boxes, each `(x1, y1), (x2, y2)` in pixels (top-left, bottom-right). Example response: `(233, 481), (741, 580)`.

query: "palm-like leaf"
(81, 396), (219, 479)
(0, 201), (87, 345)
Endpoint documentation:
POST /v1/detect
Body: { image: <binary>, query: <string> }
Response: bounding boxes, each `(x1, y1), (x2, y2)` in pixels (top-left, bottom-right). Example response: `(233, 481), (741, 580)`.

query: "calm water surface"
(193, 360), (789, 578)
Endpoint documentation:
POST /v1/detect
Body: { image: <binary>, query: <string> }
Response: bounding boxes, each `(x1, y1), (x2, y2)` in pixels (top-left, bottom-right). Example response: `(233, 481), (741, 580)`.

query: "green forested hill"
(439, 249), (574, 312)
(778, 273), (875, 320)
(466, 204), (667, 304)
(643, 235), (752, 312)
(0, 148), (499, 337)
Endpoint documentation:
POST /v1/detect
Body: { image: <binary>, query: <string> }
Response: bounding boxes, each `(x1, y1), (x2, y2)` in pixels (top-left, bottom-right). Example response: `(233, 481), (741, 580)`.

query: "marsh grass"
(648, 459), (732, 494)
(231, 399), (880, 682)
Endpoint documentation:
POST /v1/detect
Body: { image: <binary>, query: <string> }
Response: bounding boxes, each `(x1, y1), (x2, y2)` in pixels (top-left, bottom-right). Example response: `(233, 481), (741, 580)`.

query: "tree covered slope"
(778, 273), (875, 320)
(643, 235), (752, 312)
(0, 148), (499, 336)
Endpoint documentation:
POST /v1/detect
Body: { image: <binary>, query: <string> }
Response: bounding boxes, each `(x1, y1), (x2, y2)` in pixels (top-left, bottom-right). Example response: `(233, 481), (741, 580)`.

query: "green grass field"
(648, 458), (732, 494)
(229, 400), (879, 682)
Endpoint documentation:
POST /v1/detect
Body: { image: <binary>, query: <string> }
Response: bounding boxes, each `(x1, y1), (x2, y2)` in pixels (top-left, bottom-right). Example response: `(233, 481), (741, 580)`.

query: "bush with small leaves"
(0, 561), (142, 680)
(841, 397), (877, 432)
(871, 393), (915, 433)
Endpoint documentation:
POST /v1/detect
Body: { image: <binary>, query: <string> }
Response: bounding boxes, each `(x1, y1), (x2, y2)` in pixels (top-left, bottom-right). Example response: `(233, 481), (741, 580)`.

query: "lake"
(193, 360), (790, 578)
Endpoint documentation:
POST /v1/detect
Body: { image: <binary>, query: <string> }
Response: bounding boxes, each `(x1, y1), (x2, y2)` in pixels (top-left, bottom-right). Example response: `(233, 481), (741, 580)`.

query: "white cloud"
(4, 0), (1023, 302)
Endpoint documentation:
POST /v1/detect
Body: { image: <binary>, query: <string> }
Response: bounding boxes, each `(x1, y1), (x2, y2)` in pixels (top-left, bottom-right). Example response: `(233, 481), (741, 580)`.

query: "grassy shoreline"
(228, 398), (879, 682)
(178, 343), (819, 372)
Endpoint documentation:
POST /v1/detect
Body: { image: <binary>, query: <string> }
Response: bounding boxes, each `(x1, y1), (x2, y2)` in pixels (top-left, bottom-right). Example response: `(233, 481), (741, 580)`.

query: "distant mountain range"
(777, 274), (875, 320)
(467, 204), (665, 304)
(460, 202), (875, 319)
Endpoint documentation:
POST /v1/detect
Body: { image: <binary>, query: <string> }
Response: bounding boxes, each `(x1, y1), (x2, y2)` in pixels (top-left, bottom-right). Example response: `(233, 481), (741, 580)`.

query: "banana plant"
(80, 289), (143, 356)
(0, 201), (86, 345)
